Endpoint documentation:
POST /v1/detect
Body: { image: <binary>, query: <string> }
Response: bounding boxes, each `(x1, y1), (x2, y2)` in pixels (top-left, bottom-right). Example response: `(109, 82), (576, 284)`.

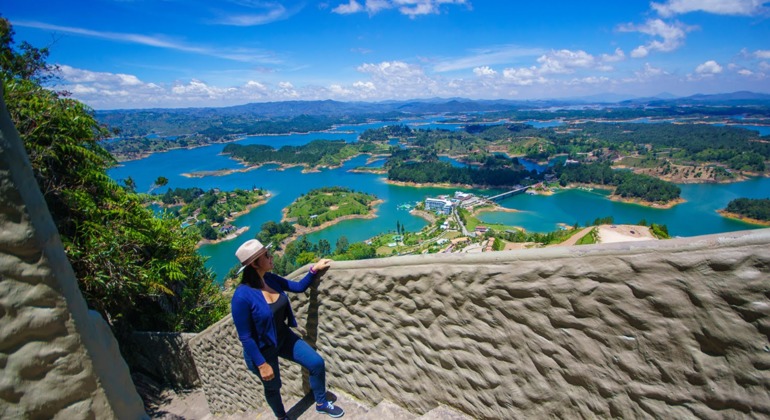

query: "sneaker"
(316, 401), (344, 418)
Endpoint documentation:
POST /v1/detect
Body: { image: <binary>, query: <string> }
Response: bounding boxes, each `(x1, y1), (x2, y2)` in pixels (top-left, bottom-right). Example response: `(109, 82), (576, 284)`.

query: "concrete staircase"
(152, 388), (472, 419)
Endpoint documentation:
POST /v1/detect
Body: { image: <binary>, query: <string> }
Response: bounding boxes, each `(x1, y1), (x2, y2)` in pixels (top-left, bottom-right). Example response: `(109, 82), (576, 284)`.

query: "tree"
(154, 176), (169, 187)
(317, 239), (331, 257)
(123, 176), (137, 193)
(1, 18), (227, 336)
(335, 236), (349, 254)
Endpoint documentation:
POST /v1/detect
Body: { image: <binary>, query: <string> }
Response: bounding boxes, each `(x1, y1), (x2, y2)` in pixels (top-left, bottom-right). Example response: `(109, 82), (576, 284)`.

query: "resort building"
(425, 197), (453, 215)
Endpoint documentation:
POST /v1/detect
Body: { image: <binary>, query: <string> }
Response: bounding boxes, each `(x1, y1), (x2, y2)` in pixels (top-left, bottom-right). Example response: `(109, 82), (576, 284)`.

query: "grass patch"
(576, 228), (598, 245)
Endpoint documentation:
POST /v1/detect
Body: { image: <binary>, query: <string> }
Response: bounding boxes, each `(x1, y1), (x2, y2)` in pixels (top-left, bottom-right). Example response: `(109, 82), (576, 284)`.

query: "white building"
(425, 197), (453, 215)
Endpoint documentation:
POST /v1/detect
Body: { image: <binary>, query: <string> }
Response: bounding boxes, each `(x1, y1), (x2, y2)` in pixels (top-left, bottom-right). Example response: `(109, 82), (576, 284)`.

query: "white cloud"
(502, 67), (547, 86)
(14, 20), (281, 64)
(537, 49), (595, 74)
(738, 69), (754, 76)
(329, 84), (352, 95)
(618, 19), (693, 57)
(651, 0), (769, 17)
(212, 2), (297, 26)
(473, 66), (497, 76)
(601, 48), (626, 63)
(755, 50), (770, 59)
(60, 65), (153, 88)
(635, 63), (668, 79)
(332, 0), (469, 17)
(695, 60), (723, 74)
(631, 46), (650, 58)
(356, 61), (439, 97)
(353, 81), (376, 90)
(332, 0), (364, 14)
(433, 45), (545, 72)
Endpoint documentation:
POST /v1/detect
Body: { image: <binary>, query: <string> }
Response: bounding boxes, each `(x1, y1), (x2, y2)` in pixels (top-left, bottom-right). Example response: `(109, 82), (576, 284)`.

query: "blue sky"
(5, 0), (770, 109)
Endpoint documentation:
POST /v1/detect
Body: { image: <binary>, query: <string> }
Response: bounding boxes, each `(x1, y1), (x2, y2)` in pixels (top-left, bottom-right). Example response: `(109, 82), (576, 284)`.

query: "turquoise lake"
(108, 121), (770, 282)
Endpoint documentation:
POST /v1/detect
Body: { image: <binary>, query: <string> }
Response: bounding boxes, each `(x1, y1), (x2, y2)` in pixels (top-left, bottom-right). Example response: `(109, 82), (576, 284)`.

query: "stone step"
(150, 387), (472, 419)
(359, 400), (417, 420)
(418, 404), (473, 420)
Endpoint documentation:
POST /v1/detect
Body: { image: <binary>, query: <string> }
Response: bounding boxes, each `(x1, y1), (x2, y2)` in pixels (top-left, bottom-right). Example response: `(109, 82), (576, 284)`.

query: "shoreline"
(716, 210), (770, 226)
(409, 209), (436, 223)
(565, 182), (686, 209)
(196, 226), (249, 249)
(193, 197), (269, 248)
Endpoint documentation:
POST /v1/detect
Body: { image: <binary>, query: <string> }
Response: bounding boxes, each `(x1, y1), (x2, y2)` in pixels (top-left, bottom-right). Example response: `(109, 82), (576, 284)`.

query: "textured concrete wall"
(191, 228), (770, 419)
(125, 332), (201, 389)
(0, 91), (147, 419)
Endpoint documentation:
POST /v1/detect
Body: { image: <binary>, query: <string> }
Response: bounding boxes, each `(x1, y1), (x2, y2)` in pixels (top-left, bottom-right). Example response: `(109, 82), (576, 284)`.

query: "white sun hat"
(235, 239), (272, 274)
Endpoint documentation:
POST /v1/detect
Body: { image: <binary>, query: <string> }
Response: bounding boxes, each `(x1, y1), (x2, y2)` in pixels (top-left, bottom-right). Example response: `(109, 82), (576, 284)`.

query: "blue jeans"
(246, 332), (327, 418)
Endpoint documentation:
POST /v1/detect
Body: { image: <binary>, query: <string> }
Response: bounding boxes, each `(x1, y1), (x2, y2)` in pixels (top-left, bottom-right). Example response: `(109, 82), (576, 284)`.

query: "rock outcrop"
(0, 90), (146, 419)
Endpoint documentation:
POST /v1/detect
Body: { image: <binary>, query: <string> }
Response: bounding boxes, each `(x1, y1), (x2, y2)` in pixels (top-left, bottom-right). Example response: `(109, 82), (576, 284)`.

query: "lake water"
(108, 121), (770, 282)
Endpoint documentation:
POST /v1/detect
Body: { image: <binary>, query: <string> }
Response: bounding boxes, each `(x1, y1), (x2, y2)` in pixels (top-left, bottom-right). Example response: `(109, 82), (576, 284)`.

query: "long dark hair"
(240, 264), (265, 289)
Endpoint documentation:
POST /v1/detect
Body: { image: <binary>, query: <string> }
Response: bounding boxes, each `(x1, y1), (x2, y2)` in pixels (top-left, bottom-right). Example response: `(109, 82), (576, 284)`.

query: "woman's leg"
(278, 333), (328, 405)
(246, 349), (286, 418)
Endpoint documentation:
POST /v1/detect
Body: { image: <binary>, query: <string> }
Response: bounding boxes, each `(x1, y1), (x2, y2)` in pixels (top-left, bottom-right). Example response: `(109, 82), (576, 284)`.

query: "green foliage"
(286, 186), (378, 227)
(576, 228), (598, 245)
(725, 198), (770, 222)
(650, 223), (670, 239)
(223, 139), (389, 169)
(2, 21), (227, 335)
(555, 162), (681, 203)
(156, 187), (266, 239)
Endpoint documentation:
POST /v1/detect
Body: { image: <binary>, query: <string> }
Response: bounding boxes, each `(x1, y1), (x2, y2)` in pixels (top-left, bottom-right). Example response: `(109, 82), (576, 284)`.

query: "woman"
(231, 239), (344, 419)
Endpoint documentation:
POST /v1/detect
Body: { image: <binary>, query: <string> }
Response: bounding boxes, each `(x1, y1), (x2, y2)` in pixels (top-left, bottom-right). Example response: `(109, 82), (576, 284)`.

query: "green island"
(284, 186), (380, 227)
(269, 187), (381, 254)
(718, 198), (770, 226)
(220, 139), (391, 172)
(148, 187), (269, 244)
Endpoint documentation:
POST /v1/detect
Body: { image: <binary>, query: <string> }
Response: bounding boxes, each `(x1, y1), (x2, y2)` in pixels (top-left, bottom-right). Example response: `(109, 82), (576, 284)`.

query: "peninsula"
(150, 187), (270, 245)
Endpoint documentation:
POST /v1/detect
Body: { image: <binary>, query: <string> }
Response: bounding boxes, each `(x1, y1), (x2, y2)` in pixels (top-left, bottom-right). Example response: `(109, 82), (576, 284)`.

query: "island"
(275, 186), (382, 251)
(718, 198), (770, 226)
(221, 139), (391, 172)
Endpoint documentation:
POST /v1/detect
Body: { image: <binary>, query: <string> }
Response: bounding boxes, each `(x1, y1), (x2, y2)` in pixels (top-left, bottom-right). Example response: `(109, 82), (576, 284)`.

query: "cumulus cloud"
(651, 0), (769, 17)
(695, 60), (723, 74)
(618, 19), (693, 57)
(61, 65), (152, 88)
(755, 50), (770, 59)
(601, 48), (626, 63)
(473, 66), (497, 76)
(353, 81), (376, 90)
(636, 62), (667, 78)
(537, 49), (595, 74)
(356, 61), (440, 97)
(333, 0), (364, 14)
(738, 69), (754, 76)
(332, 0), (469, 17)
(502, 67), (546, 86)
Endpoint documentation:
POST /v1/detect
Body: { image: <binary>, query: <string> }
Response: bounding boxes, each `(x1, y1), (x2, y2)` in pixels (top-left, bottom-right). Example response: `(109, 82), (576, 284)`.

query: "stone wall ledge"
(190, 228), (770, 419)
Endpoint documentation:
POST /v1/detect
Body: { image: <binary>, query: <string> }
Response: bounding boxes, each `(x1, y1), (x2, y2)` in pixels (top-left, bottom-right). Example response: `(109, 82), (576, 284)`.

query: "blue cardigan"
(231, 271), (315, 367)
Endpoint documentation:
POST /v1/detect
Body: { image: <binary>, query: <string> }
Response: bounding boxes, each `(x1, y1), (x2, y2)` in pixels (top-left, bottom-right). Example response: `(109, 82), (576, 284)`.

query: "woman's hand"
(258, 362), (275, 381)
(312, 258), (332, 275)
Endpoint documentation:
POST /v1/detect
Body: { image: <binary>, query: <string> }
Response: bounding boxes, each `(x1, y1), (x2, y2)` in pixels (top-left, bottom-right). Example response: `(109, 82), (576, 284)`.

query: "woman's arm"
(272, 259), (332, 293)
(231, 295), (266, 366)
